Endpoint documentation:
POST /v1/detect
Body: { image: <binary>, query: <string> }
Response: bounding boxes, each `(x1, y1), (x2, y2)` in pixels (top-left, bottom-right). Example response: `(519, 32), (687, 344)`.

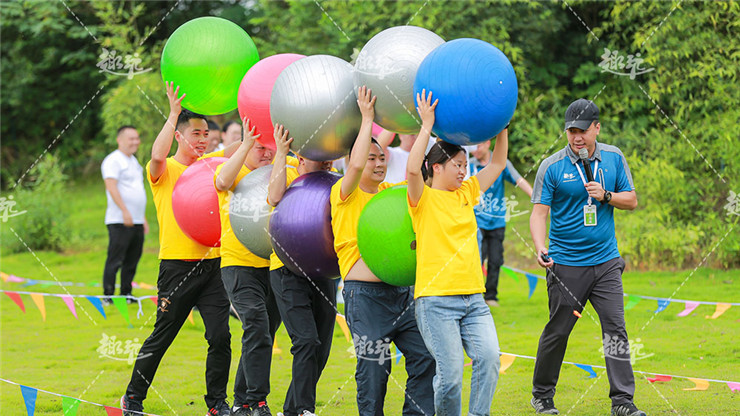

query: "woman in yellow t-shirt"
(406, 90), (509, 416)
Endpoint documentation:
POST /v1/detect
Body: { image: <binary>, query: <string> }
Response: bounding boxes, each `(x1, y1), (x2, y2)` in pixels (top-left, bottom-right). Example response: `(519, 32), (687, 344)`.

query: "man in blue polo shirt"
(529, 99), (645, 416)
(470, 142), (532, 307)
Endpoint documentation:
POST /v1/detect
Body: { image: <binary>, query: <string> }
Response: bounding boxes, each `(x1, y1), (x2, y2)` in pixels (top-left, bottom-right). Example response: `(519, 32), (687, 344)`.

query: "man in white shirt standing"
(101, 125), (149, 304)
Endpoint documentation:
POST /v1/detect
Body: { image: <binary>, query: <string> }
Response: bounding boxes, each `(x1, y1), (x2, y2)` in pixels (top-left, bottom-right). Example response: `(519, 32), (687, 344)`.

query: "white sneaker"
(276, 413), (284, 416)
(301, 411), (317, 416)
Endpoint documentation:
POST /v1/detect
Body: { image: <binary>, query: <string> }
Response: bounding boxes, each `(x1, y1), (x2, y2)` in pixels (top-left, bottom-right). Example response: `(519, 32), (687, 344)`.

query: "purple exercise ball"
(269, 171), (342, 279)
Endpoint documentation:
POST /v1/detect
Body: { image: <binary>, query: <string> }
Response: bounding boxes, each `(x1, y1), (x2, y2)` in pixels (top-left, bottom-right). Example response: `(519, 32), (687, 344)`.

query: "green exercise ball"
(357, 185), (417, 286)
(161, 17), (259, 115)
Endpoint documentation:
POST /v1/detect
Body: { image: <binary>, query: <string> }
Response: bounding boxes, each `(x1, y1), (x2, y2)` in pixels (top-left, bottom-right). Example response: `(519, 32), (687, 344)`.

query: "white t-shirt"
(385, 138), (474, 183)
(101, 150), (146, 225)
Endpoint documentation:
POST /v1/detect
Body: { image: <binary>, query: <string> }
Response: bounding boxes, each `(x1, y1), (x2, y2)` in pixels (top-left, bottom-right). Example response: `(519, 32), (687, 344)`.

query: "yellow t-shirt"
(408, 176), (483, 298)
(214, 163), (271, 269)
(146, 151), (224, 260)
(330, 178), (397, 279)
(269, 166), (302, 271)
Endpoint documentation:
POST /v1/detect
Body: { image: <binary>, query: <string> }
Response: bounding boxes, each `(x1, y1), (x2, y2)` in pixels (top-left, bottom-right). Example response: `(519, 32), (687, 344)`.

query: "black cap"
(564, 99), (599, 130)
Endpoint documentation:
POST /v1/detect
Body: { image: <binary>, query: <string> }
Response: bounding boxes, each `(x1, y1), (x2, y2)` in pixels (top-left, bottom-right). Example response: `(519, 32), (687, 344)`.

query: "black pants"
(125, 259), (231, 408)
(343, 280), (435, 416)
(479, 227), (505, 301)
(532, 257), (635, 406)
(270, 267), (336, 416)
(221, 266), (281, 407)
(103, 224), (144, 296)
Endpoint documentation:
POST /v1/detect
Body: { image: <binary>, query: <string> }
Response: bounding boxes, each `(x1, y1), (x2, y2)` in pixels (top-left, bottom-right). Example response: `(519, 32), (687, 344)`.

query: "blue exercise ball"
(413, 38), (517, 145)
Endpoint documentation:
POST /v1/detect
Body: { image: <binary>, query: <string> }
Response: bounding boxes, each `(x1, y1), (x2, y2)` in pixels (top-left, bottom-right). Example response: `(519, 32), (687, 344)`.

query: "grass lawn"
(1, 180), (738, 415)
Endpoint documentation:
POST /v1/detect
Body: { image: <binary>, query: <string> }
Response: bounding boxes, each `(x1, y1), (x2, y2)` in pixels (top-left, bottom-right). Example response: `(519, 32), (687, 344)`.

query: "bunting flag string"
(501, 266), (739, 317)
(1, 378), (163, 416)
(1, 271), (156, 290)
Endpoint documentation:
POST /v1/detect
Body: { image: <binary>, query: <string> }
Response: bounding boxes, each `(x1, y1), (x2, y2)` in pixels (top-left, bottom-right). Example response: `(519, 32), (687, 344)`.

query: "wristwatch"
(601, 190), (612, 205)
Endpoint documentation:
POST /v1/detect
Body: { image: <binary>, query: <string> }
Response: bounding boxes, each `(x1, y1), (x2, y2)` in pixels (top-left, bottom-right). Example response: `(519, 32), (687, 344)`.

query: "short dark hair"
(176, 109), (207, 131)
(348, 138), (382, 160)
(206, 120), (220, 132)
(117, 125), (136, 136)
(421, 141), (464, 182)
(222, 120), (240, 133)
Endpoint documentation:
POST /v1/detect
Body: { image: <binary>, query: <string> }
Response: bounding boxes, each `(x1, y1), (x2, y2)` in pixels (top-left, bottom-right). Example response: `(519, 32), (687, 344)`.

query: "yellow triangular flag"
(499, 354), (516, 374)
(335, 313), (352, 343)
(272, 339), (282, 355)
(683, 378), (709, 391)
(0, 271), (9, 282)
(30, 293), (46, 321)
(187, 309), (195, 325)
(705, 303), (731, 319)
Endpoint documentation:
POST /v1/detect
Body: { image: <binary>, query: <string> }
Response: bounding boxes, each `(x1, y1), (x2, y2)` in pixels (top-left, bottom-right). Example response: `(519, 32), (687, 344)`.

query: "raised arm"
(267, 124), (293, 207)
(340, 86), (376, 199)
(476, 127), (509, 192)
(215, 118), (260, 192)
(149, 82), (184, 181)
(406, 90), (438, 206)
(376, 128), (396, 153)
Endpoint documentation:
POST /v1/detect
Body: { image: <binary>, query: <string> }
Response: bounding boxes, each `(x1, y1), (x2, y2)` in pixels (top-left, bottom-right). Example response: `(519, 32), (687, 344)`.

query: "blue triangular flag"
(525, 273), (539, 299)
(395, 344), (403, 364)
(20, 385), (37, 416)
(574, 363), (597, 378)
(22, 279), (39, 287)
(86, 296), (107, 319)
(655, 299), (670, 314)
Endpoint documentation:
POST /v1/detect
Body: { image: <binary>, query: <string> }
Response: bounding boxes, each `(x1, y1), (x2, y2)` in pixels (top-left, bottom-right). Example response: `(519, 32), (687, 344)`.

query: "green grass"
(1, 180), (738, 415)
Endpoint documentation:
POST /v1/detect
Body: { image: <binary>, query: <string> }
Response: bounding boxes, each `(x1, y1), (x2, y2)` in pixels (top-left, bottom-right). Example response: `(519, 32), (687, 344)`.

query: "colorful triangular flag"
(395, 344), (403, 364)
(20, 385), (37, 416)
(624, 295), (641, 311)
(112, 297), (131, 326)
(683, 378), (709, 391)
(104, 406), (123, 416)
(335, 313), (352, 343)
(654, 299), (670, 314)
(706, 303), (731, 319)
(4, 291), (26, 313)
(86, 296), (106, 319)
(29, 293), (46, 321)
(501, 266), (520, 282)
(60, 295), (78, 319)
(499, 354), (516, 374)
(575, 363), (598, 378)
(272, 338), (282, 355)
(187, 309), (195, 325)
(149, 296), (158, 305)
(0, 271), (9, 281)
(525, 273), (539, 299)
(62, 396), (81, 415)
(677, 301), (700, 317)
(647, 374), (672, 383)
(727, 382), (740, 392)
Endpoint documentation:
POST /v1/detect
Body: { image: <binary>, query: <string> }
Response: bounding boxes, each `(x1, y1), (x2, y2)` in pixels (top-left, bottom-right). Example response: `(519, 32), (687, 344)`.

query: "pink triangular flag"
(499, 354), (516, 374)
(728, 382), (740, 392)
(4, 291), (26, 312)
(7, 274), (25, 283)
(683, 378), (709, 391)
(30, 293), (46, 321)
(61, 295), (78, 319)
(705, 303), (731, 319)
(677, 301), (700, 317)
(647, 374), (672, 383)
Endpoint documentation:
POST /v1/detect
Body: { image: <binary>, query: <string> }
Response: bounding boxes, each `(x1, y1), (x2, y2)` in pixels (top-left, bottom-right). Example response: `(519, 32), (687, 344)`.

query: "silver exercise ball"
(353, 26), (445, 134)
(229, 165), (273, 259)
(270, 55), (361, 161)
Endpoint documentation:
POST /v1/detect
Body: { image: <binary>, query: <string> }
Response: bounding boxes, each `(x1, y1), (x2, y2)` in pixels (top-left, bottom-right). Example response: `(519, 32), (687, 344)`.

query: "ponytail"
(421, 141), (464, 182)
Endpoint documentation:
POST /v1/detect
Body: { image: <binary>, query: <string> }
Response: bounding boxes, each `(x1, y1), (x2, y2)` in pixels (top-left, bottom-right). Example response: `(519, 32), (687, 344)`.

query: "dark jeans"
(270, 267), (336, 416)
(103, 224), (144, 296)
(343, 280), (435, 416)
(479, 227), (505, 301)
(221, 266), (281, 407)
(125, 259), (231, 409)
(532, 257), (635, 406)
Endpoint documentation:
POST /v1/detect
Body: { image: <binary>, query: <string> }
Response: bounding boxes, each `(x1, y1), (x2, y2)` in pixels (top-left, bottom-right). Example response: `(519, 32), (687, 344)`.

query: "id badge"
(584, 204), (597, 226)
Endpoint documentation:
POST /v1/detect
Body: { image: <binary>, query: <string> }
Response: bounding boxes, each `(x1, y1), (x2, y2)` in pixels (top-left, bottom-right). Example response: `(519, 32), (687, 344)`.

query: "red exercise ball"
(172, 157), (228, 247)
(237, 53), (305, 150)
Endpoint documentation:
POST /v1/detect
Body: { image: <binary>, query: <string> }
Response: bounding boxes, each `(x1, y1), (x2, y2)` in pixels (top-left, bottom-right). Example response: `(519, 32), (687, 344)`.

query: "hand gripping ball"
(229, 165), (274, 259)
(172, 157), (228, 247)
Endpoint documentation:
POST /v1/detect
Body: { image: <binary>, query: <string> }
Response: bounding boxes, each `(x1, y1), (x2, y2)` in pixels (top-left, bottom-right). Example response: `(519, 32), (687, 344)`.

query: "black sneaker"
(207, 400), (231, 416)
(231, 404), (251, 416)
(531, 396), (559, 414)
(120, 395), (144, 416)
(251, 401), (272, 416)
(612, 402), (646, 416)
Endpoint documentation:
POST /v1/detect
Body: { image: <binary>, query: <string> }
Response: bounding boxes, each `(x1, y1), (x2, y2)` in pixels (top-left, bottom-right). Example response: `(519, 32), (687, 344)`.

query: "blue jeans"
(344, 280), (435, 415)
(415, 295), (500, 416)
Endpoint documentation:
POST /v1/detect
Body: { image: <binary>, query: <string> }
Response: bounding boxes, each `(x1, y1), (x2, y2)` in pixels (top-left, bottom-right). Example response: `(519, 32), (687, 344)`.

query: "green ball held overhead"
(357, 185), (417, 286)
(161, 16), (259, 115)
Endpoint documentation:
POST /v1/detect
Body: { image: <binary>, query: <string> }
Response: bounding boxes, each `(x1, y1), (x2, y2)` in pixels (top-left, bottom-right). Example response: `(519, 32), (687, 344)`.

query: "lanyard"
(575, 160), (598, 205)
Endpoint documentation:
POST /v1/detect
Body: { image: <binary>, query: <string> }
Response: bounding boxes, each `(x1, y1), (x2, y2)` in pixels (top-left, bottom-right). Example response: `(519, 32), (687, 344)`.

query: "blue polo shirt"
(532, 142), (634, 266)
(470, 158), (521, 230)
